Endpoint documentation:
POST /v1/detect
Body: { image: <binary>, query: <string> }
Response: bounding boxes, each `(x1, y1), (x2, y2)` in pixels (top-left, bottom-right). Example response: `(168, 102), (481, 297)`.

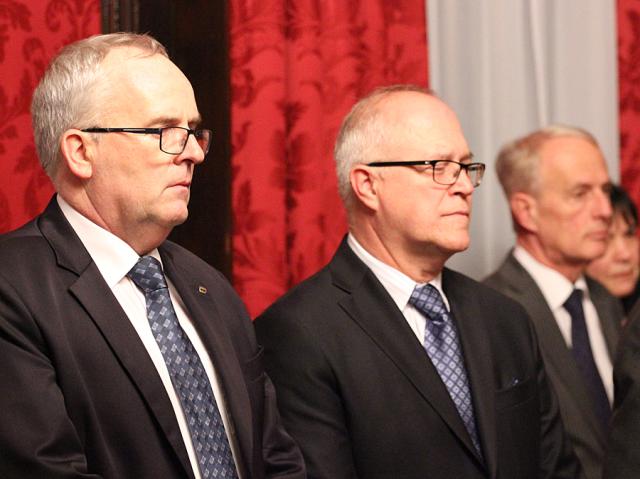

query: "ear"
(510, 191), (539, 232)
(350, 164), (380, 211)
(59, 129), (95, 180)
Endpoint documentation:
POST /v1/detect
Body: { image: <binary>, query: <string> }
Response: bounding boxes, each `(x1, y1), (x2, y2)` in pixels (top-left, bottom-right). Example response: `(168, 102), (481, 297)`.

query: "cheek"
(570, 208), (591, 228)
(598, 251), (617, 275)
(629, 242), (640, 268)
(539, 213), (570, 243)
(538, 202), (573, 230)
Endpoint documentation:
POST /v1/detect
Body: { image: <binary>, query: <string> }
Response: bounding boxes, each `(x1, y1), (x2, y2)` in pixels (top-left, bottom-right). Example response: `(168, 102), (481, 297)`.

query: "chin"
(612, 277), (638, 297)
(588, 240), (609, 257)
(174, 212), (189, 226)
(613, 286), (634, 298)
(163, 207), (189, 228)
(440, 238), (470, 254)
(452, 234), (471, 251)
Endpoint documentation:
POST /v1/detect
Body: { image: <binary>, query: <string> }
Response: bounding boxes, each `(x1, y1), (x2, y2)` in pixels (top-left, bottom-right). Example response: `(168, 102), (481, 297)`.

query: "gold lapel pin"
(198, 286), (207, 294)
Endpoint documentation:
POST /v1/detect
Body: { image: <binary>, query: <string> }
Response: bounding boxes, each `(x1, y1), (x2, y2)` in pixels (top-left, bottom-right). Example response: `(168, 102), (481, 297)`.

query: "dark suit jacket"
(0, 198), (305, 479)
(255, 238), (579, 479)
(484, 252), (622, 479)
(602, 312), (640, 479)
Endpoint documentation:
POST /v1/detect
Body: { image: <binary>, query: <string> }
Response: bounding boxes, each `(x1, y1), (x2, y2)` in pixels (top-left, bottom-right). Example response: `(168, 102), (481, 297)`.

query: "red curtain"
(0, 0), (100, 233)
(229, 1), (428, 317)
(618, 0), (640, 209)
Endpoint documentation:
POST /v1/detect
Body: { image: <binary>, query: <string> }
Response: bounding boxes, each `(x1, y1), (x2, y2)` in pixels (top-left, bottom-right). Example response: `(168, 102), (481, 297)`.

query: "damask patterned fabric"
(0, 0), (100, 233)
(3, 1), (640, 321)
(618, 0), (640, 206)
(229, 0), (429, 317)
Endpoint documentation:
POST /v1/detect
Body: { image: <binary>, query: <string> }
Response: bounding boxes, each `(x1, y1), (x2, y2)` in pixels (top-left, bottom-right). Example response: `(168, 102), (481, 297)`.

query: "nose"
(614, 236), (633, 261)
(594, 187), (613, 220)
(176, 132), (205, 165)
(451, 166), (475, 196)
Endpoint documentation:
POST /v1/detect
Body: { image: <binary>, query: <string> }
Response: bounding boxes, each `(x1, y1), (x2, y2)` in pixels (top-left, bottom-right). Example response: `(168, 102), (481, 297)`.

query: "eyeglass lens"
(433, 161), (483, 186)
(161, 127), (211, 155)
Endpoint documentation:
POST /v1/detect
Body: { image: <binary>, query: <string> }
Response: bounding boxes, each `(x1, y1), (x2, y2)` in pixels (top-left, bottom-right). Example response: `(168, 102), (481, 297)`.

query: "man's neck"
(349, 226), (447, 283)
(57, 191), (168, 256)
(516, 237), (584, 283)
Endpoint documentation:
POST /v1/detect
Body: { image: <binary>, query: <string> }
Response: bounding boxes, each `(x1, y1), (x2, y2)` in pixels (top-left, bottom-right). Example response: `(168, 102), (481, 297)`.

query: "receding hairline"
(496, 124), (603, 198)
(338, 88), (453, 154)
(356, 87), (443, 122)
(98, 44), (175, 80)
(94, 46), (194, 117)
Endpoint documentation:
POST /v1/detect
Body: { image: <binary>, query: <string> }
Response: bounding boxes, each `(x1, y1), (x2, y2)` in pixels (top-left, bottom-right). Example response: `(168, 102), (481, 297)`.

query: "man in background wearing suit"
(255, 85), (578, 478)
(484, 125), (622, 479)
(0, 33), (304, 478)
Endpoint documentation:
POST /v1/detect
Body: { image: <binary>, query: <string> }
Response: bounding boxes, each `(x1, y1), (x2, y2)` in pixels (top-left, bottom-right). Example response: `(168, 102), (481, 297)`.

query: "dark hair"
(611, 184), (638, 231)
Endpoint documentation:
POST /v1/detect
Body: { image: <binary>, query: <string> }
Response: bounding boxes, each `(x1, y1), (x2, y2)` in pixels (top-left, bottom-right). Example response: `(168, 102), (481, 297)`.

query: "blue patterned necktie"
(410, 284), (483, 458)
(563, 288), (611, 432)
(128, 256), (238, 479)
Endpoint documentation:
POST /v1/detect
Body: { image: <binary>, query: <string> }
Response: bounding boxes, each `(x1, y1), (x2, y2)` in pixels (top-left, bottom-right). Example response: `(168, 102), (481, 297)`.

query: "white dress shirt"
(513, 246), (613, 403)
(347, 234), (450, 344)
(57, 196), (241, 479)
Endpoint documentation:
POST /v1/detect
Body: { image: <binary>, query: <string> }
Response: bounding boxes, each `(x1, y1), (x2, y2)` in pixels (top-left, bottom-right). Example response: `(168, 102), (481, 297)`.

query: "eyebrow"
(145, 115), (202, 128)
(427, 152), (475, 163)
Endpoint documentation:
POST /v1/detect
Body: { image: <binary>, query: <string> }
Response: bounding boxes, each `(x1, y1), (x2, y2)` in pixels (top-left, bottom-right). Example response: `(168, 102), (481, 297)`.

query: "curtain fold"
(230, 0), (428, 317)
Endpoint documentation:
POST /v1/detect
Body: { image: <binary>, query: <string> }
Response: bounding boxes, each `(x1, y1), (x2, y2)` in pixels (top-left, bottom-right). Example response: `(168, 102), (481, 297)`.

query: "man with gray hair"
(255, 85), (579, 478)
(0, 33), (304, 478)
(485, 125), (623, 479)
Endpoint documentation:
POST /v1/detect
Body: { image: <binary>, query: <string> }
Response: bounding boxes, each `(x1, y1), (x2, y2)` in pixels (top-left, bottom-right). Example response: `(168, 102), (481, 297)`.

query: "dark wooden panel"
(102, 0), (232, 278)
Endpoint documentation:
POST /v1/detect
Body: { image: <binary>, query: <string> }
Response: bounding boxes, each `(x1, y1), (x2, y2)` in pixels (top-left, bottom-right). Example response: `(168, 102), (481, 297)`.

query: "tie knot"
(127, 256), (167, 293)
(409, 283), (448, 323)
(563, 288), (584, 315)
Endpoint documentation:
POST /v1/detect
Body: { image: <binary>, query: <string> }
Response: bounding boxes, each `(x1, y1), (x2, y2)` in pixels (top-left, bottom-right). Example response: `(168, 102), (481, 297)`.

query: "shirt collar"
(57, 195), (161, 287)
(513, 245), (589, 309)
(347, 233), (449, 310)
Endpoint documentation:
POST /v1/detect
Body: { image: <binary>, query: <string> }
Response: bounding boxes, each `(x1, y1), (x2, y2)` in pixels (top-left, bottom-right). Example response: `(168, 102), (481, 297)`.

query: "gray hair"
(334, 84), (432, 207)
(495, 124), (599, 198)
(31, 32), (168, 177)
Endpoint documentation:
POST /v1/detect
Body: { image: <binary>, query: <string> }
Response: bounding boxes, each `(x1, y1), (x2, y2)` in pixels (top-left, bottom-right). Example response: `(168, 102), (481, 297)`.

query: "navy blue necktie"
(563, 288), (611, 431)
(128, 256), (238, 479)
(410, 284), (483, 458)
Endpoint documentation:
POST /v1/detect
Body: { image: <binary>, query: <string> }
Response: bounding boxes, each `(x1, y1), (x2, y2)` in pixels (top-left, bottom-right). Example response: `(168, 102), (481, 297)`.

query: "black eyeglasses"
(81, 127), (212, 155)
(367, 160), (486, 187)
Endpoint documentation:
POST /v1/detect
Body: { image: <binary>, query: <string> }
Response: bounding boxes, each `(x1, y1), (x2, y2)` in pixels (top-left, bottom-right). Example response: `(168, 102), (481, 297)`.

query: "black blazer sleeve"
(0, 270), (102, 478)
(256, 305), (358, 479)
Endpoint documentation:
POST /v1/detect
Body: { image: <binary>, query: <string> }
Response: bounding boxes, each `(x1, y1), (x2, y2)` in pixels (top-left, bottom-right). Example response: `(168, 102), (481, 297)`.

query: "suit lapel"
(444, 269), (497, 478)
(588, 278), (620, 357)
(39, 199), (195, 479)
(330, 240), (483, 465)
(160, 247), (253, 475)
(502, 254), (604, 439)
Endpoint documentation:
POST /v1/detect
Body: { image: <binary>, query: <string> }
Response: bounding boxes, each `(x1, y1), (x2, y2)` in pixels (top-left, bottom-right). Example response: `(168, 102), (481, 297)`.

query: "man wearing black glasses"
(0, 33), (304, 478)
(255, 85), (579, 478)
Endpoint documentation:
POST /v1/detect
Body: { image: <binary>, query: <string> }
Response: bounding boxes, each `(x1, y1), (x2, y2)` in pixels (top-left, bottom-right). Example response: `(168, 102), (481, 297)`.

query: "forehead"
(538, 136), (608, 184)
(100, 48), (199, 123)
(379, 92), (469, 157)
